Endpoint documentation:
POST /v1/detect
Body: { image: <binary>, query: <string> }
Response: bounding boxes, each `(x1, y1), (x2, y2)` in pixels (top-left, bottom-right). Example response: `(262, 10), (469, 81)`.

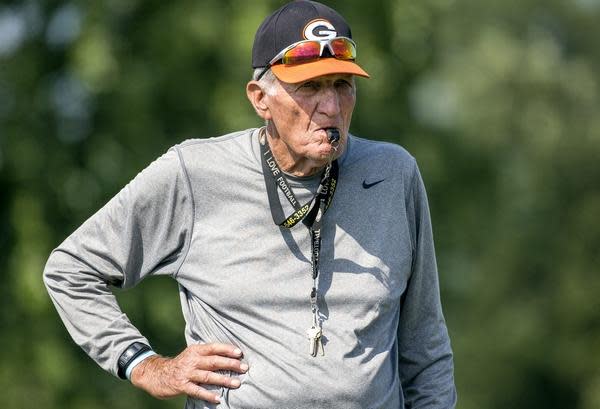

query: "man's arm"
(397, 161), (457, 408)
(43, 148), (246, 403)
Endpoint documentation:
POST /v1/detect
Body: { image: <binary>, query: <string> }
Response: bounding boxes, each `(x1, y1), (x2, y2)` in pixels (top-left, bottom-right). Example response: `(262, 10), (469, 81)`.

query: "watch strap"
(117, 342), (153, 380)
(125, 350), (157, 380)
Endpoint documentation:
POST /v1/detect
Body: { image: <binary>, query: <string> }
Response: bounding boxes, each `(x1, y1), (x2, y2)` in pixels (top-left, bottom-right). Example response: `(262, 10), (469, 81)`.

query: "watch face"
(117, 342), (151, 378)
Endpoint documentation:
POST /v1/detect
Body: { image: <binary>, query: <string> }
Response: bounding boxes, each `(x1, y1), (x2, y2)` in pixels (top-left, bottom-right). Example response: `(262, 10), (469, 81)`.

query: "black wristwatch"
(117, 342), (152, 379)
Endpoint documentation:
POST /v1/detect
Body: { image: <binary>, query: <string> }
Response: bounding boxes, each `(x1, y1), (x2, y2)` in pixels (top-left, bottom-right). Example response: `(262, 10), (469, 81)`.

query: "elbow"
(43, 248), (63, 295)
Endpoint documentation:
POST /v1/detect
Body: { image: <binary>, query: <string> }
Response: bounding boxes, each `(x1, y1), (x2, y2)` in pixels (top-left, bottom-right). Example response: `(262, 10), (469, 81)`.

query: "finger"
(182, 383), (221, 404)
(189, 369), (242, 389)
(195, 355), (249, 374)
(193, 343), (244, 358)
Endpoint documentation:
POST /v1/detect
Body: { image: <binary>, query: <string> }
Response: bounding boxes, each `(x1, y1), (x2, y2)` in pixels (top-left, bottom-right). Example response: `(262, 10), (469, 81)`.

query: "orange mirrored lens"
(330, 38), (356, 59)
(282, 41), (321, 64)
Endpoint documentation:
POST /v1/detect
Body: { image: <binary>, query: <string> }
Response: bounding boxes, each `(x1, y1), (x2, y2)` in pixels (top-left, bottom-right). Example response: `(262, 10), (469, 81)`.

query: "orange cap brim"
(271, 59), (370, 83)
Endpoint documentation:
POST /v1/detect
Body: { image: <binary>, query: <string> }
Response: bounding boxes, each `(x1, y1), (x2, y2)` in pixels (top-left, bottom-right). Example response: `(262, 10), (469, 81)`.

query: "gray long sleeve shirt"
(44, 128), (456, 408)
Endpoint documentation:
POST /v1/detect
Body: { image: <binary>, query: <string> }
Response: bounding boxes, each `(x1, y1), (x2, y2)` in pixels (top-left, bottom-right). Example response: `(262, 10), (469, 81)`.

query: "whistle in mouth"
(326, 128), (340, 143)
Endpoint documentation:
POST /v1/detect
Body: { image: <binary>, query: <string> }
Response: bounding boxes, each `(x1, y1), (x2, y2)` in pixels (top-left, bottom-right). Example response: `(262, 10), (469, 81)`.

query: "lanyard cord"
(259, 133), (338, 325)
(260, 139), (338, 229)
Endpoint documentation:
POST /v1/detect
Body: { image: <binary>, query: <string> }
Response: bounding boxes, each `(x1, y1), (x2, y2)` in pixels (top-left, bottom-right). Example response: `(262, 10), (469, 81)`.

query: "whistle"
(326, 128), (340, 143)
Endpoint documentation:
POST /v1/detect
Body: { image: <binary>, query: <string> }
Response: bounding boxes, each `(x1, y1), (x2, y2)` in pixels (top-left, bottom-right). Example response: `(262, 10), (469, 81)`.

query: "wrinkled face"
(266, 74), (356, 165)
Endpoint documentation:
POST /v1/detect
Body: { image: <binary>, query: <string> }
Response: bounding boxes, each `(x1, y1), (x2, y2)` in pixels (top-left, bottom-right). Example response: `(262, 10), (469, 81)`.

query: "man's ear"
(246, 81), (272, 121)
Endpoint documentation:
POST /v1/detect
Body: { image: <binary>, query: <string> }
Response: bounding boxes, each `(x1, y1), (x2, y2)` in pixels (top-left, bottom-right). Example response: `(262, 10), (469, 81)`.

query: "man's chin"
(322, 140), (345, 159)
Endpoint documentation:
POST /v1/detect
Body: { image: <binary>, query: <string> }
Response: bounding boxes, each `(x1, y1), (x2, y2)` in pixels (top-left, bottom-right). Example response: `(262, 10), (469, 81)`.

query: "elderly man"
(44, 1), (456, 408)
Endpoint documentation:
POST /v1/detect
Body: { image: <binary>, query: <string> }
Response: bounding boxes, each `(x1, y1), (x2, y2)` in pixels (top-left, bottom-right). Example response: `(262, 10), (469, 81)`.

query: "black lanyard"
(259, 135), (338, 317)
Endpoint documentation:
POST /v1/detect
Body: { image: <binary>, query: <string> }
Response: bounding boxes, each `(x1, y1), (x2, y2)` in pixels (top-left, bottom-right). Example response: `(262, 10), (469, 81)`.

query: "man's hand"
(130, 343), (248, 404)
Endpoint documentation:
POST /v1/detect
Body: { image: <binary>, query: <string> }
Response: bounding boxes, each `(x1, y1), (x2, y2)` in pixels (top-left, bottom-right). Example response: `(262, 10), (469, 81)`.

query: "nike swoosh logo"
(362, 179), (385, 189)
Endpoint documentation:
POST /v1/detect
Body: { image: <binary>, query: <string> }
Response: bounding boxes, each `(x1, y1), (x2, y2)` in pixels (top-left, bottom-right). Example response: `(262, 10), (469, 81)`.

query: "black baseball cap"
(252, 0), (369, 83)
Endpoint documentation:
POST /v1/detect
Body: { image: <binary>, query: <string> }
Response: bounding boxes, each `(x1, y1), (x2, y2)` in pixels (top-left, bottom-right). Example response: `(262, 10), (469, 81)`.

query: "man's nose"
(317, 86), (341, 117)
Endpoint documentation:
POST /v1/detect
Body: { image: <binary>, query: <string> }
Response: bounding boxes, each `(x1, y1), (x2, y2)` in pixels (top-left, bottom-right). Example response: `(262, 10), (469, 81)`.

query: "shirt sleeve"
(43, 147), (193, 377)
(398, 160), (457, 408)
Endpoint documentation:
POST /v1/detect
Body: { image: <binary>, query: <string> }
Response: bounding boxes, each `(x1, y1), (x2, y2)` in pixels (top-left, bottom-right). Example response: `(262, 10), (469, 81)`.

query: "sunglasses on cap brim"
(256, 37), (357, 81)
(269, 36), (356, 65)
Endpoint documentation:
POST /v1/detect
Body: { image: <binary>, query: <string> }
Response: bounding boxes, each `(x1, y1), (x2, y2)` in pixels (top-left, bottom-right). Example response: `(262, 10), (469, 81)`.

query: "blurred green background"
(1, 0), (599, 408)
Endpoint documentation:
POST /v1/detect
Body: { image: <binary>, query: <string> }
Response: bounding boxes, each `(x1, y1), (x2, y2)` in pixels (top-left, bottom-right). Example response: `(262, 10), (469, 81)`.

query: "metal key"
(306, 326), (322, 357)
(316, 333), (324, 356)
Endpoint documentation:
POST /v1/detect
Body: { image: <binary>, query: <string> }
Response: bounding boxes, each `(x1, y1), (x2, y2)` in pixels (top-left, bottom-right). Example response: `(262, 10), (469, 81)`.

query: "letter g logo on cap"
(303, 19), (337, 40)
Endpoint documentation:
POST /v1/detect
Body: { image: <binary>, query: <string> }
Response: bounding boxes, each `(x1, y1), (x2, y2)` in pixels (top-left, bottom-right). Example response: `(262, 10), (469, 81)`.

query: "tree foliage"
(1, 0), (599, 408)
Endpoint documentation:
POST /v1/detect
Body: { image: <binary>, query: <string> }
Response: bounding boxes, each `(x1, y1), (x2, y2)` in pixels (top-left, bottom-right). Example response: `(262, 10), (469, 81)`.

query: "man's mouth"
(325, 128), (340, 143)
